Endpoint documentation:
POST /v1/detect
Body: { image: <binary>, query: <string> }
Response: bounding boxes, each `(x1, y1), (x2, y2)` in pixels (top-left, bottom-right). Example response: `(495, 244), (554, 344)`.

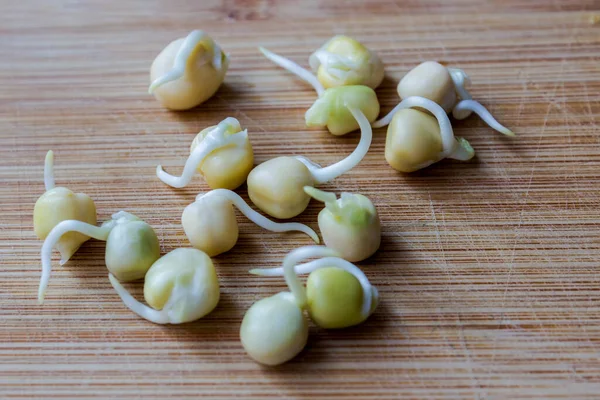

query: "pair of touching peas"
(34, 30), (513, 366)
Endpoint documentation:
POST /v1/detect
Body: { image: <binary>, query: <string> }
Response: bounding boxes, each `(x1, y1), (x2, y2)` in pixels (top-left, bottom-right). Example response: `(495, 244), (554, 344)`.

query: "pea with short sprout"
(308, 35), (385, 90)
(149, 30), (228, 110)
(182, 189), (319, 257)
(259, 47), (380, 136)
(246, 105), (372, 219)
(303, 187), (380, 262)
(33, 150), (97, 270)
(109, 248), (219, 324)
(372, 96), (475, 173)
(156, 117), (253, 189)
(241, 246), (378, 365)
(38, 211), (160, 304)
(395, 61), (513, 136)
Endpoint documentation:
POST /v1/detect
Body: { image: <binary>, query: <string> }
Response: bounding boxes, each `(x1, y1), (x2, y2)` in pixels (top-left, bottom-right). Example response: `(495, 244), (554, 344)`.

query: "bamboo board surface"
(1, 1), (600, 399)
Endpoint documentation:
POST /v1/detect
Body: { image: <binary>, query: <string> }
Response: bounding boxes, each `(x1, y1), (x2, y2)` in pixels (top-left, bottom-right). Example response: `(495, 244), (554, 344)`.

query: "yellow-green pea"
(309, 35), (384, 90)
(157, 117), (252, 189)
(306, 267), (379, 329)
(305, 85), (380, 136)
(304, 187), (380, 262)
(38, 212), (160, 304)
(247, 105), (372, 219)
(250, 246), (378, 331)
(240, 292), (308, 366)
(110, 248), (220, 324)
(373, 96), (475, 173)
(182, 189), (319, 256)
(33, 151), (97, 267)
(149, 30), (228, 110)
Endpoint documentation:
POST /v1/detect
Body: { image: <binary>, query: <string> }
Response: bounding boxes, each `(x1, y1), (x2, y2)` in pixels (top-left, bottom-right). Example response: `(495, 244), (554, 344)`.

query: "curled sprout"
(39, 220), (111, 304)
(196, 189), (319, 243)
(448, 68), (514, 137)
(295, 106), (372, 184)
(251, 245), (340, 308)
(44, 150), (55, 191)
(109, 273), (199, 324)
(149, 30), (225, 94)
(373, 96), (472, 162)
(38, 211), (159, 304)
(250, 246), (375, 319)
(259, 47), (325, 96)
(156, 117), (249, 188)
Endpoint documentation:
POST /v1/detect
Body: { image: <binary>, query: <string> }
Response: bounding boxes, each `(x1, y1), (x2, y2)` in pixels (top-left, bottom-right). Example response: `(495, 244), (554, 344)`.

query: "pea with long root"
(34, 151), (97, 271)
(259, 47), (380, 136)
(109, 248), (219, 324)
(156, 117), (253, 189)
(38, 211), (160, 304)
(149, 30), (228, 110)
(304, 187), (380, 262)
(241, 246), (378, 365)
(372, 96), (475, 173)
(182, 189), (319, 257)
(246, 105), (372, 219)
(395, 61), (513, 136)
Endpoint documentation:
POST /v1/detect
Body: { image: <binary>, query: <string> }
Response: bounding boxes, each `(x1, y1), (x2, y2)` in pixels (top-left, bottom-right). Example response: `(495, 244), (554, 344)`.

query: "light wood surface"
(1, 1), (600, 399)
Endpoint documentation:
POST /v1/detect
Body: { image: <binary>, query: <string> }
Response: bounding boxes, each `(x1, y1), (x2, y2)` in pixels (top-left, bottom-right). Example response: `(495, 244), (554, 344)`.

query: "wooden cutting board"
(2, 1), (599, 398)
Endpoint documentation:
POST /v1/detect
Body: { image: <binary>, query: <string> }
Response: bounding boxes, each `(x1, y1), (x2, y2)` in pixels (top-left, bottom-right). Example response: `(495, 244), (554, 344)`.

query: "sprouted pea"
(304, 187), (380, 262)
(246, 106), (372, 219)
(396, 61), (513, 136)
(308, 35), (385, 90)
(259, 47), (380, 136)
(109, 248), (219, 325)
(156, 117), (252, 189)
(240, 245), (338, 365)
(149, 30), (228, 110)
(372, 96), (475, 173)
(182, 189), (319, 257)
(241, 246), (378, 365)
(38, 211), (160, 304)
(33, 150), (97, 269)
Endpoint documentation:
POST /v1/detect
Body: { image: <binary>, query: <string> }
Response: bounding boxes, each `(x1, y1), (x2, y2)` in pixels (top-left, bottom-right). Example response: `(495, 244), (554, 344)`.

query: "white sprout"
(294, 106), (372, 184)
(448, 68), (514, 137)
(250, 252), (374, 318)
(259, 47), (325, 96)
(156, 118), (248, 188)
(372, 96), (455, 157)
(109, 273), (201, 324)
(39, 220), (112, 304)
(44, 150), (55, 191)
(309, 49), (362, 81)
(453, 100), (515, 136)
(195, 189), (320, 243)
(149, 30), (225, 94)
(250, 245), (340, 308)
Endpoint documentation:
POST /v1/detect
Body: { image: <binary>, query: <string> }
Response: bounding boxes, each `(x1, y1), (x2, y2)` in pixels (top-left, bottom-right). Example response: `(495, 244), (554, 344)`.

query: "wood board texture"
(1, 1), (600, 399)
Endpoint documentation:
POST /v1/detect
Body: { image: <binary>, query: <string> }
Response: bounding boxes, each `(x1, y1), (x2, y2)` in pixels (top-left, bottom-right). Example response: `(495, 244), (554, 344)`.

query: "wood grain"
(1, 1), (600, 399)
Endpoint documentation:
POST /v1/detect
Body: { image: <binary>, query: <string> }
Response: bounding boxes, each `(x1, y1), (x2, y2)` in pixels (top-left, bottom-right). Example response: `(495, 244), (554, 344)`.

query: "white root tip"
(44, 150), (55, 191)
(108, 274), (170, 324)
(38, 220), (110, 304)
(310, 106), (372, 184)
(197, 189), (320, 243)
(259, 46), (325, 96)
(452, 100), (515, 136)
(447, 137), (475, 161)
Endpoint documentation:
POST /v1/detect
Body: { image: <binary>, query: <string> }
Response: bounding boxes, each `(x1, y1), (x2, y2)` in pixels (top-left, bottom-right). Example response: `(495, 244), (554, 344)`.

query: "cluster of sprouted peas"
(33, 30), (514, 366)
